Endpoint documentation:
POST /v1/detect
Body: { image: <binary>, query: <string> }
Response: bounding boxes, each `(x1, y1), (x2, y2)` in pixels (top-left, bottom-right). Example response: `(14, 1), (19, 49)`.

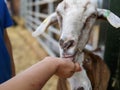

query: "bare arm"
(0, 57), (80, 90)
(4, 30), (15, 76)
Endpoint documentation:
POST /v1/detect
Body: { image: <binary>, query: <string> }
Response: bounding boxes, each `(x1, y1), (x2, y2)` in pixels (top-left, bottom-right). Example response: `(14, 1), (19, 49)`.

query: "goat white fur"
(32, 0), (120, 90)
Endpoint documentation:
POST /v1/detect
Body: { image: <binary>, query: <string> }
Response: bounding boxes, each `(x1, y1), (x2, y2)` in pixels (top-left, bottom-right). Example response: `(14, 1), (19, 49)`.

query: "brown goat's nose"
(59, 39), (75, 50)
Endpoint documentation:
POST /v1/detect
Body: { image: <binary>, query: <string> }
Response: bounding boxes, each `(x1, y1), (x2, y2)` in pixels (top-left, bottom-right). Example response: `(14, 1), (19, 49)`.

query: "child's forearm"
(0, 57), (59, 90)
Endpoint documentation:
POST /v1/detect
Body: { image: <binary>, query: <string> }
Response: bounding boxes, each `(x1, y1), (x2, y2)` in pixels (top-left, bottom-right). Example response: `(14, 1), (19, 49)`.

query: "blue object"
(0, 0), (13, 83)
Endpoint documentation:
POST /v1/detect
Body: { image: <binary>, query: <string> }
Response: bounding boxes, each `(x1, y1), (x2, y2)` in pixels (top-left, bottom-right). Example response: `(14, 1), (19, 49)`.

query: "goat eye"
(86, 13), (96, 23)
(56, 11), (63, 28)
(90, 13), (97, 18)
(56, 11), (61, 16)
(56, 11), (62, 19)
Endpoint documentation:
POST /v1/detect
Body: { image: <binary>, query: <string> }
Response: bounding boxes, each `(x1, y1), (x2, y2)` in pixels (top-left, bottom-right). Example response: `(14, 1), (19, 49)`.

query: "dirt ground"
(7, 21), (58, 90)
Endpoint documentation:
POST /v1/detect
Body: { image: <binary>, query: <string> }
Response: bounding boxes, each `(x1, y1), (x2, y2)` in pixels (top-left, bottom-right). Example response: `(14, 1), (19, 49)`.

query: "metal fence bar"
(20, 0), (60, 56)
(27, 11), (48, 18)
(28, 0), (57, 6)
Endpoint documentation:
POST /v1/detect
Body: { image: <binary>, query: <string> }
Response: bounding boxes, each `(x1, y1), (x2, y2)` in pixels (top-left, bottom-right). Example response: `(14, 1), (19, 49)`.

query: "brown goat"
(57, 49), (110, 90)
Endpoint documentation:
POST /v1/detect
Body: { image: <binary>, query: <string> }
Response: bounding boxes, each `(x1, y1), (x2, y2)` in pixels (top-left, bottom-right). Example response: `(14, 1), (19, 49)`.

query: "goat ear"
(97, 8), (120, 28)
(32, 12), (57, 37)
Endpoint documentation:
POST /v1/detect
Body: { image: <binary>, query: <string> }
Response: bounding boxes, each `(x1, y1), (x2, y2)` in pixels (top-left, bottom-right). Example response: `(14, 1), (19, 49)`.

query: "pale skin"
(0, 57), (81, 90)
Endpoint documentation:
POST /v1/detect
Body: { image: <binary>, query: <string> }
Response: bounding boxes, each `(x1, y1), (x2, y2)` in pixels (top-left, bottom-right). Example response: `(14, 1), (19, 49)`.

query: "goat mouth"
(62, 53), (77, 61)
(62, 49), (82, 61)
(63, 55), (74, 58)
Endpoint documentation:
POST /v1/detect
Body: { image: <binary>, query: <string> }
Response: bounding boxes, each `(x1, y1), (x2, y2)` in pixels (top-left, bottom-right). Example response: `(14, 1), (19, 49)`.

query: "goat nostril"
(64, 40), (75, 49)
(77, 87), (84, 90)
(67, 40), (75, 48)
(59, 39), (64, 47)
(59, 39), (75, 49)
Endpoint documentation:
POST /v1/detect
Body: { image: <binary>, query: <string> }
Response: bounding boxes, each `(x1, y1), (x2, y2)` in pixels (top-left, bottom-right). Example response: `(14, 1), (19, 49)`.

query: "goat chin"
(57, 49), (110, 90)
(68, 69), (92, 90)
(68, 52), (92, 90)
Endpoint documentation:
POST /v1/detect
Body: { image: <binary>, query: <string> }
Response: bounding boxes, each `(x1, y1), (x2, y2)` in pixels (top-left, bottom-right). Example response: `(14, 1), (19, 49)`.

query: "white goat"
(32, 0), (120, 90)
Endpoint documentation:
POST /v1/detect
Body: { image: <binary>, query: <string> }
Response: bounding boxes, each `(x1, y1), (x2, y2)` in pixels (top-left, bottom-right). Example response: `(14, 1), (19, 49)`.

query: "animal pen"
(20, 0), (119, 90)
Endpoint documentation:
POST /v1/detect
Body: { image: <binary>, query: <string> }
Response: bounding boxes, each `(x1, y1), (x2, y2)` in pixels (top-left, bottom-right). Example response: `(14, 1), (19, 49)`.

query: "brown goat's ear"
(97, 8), (120, 28)
(32, 12), (58, 37)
